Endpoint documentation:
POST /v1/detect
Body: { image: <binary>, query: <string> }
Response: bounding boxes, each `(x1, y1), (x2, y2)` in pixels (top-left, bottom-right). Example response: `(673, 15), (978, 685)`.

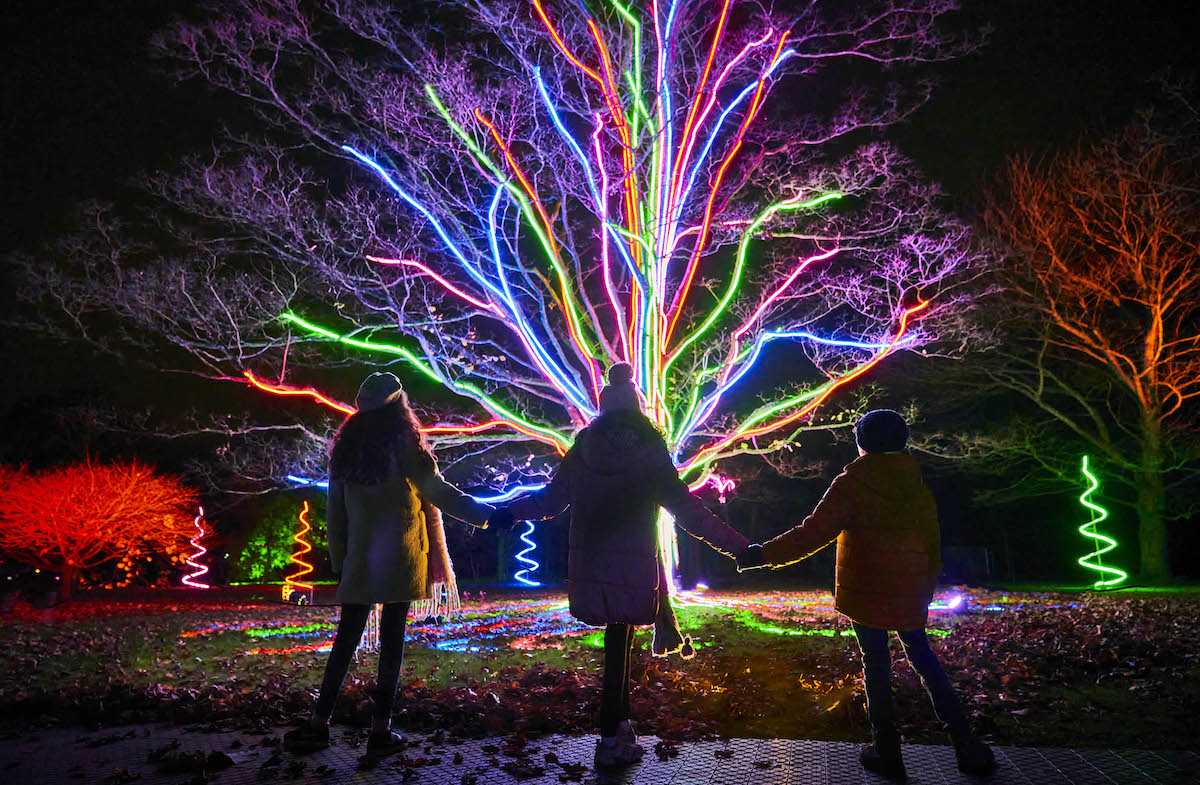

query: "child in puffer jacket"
(739, 410), (995, 781)
(502, 364), (753, 768)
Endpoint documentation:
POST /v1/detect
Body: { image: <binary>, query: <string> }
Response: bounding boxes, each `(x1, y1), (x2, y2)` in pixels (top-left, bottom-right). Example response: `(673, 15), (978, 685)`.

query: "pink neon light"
(666, 33), (790, 348)
(684, 299), (930, 471)
(733, 247), (840, 340)
(367, 256), (499, 313)
(593, 117), (630, 365)
(689, 473), (738, 503)
(473, 109), (599, 396)
(663, 0), (737, 244)
(182, 506), (211, 589)
(664, 29), (774, 260)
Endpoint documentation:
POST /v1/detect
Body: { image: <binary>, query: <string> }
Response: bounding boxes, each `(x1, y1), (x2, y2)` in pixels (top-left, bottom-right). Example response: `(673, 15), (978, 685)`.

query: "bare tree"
(978, 97), (1200, 582)
(14, 0), (992, 575)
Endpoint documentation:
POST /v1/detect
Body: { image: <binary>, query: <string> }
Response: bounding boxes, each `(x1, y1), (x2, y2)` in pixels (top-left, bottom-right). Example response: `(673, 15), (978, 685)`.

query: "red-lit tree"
(0, 461), (198, 597)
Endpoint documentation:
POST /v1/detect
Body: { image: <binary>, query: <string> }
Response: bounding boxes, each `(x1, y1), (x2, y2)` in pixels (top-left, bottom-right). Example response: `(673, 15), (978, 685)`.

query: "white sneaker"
(594, 737), (645, 767)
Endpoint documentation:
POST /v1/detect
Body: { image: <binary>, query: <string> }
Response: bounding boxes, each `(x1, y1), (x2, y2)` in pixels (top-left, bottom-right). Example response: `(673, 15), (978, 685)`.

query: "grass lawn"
(1, 585), (1196, 749)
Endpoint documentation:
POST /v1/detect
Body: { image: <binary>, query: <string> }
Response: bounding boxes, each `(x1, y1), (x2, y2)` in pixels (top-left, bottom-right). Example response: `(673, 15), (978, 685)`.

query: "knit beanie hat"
(854, 409), (909, 453)
(355, 371), (404, 412)
(598, 363), (642, 413)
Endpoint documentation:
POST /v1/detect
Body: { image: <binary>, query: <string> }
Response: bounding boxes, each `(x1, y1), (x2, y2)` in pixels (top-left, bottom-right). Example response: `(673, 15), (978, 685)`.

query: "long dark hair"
(329, 391), (435, 485)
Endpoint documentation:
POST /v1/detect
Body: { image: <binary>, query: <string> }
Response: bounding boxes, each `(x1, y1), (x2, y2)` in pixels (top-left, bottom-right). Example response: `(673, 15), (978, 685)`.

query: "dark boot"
(955, 738), (996, 777)
(859, 739), (906, 782)
(947, 721), (995, 777)
(366, 729), (407, 760)
(282, 723), (330, 754)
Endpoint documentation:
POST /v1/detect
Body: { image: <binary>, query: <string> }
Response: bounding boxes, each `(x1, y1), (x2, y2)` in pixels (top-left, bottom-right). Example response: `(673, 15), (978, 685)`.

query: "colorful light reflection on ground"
(176, 588), (1078, 657)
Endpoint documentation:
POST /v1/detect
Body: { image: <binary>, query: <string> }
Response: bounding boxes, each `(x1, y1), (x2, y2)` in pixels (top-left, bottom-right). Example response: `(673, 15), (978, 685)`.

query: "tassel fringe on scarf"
(411, 497), (461, 620)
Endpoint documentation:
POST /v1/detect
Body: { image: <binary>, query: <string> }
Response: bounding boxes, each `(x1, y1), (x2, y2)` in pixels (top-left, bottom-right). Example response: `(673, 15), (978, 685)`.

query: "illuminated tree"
(15, 0), (990, 577)
(0, 461), (198, 597)
(979, 101), (1200, 582)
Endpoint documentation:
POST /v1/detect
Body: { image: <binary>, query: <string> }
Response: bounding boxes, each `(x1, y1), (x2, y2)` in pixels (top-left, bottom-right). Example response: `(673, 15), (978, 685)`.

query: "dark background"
(1, 0), (1196, 584)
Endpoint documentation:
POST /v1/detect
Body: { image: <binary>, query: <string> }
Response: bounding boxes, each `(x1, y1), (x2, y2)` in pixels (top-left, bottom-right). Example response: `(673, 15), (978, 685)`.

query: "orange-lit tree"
(981, 101), (1199, 582)
(0, 461), (198, 597)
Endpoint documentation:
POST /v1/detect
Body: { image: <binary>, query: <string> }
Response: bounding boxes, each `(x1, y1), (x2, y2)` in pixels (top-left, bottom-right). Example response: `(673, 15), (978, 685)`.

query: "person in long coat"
(284, 372), (500, 757)
(738, 409), (995, 781)
(503, 363), (751, 767)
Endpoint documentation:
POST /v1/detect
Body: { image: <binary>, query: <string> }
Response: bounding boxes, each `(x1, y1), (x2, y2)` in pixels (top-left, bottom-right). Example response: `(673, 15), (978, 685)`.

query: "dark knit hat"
(854, 409), (909, 453)
(598, 363), (642, 413)
(355, 372), (404, 412)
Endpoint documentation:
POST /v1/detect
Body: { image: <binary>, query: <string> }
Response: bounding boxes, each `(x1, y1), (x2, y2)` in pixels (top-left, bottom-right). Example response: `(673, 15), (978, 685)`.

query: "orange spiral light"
(283, 501), (315, 602)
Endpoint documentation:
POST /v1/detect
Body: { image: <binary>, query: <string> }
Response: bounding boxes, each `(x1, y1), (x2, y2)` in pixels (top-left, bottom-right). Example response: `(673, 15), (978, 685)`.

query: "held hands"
(736, 543), (768, 572)
(485, 507), (515, 531)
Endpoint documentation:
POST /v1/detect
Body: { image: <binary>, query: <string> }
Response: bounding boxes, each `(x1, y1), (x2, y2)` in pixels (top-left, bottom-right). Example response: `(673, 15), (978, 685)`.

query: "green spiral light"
(1077, 456), (1128, 589)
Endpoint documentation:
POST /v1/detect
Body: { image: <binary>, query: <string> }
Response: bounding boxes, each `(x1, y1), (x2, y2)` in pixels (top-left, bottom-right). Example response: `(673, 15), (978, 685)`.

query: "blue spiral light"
(514, 520), (542, 586)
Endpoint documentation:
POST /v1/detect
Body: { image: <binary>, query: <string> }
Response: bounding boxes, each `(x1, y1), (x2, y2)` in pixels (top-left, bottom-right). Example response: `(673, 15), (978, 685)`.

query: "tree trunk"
(1135, 420), (1170, 583)
(59, 564), (75, 601)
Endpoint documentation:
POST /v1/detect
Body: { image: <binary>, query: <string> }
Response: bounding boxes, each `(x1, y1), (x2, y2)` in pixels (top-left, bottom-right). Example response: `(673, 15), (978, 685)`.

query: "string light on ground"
(181, 506), (211, 589)
(179, 591), (991, 657)
(514, 521), (542, 586)
(282, 501), (315, 604)
(1076, 456), (1128, 589)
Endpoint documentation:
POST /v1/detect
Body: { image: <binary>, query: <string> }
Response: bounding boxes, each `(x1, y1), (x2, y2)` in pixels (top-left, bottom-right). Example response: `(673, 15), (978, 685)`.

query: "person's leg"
(599, 623), (631, 737)
(852, 622), (899, 746)
(312, 604), (372, 724)
(372, 602), (411, 735)
(896, 629), (968, 740)
(897, 629), (994, 774)
(620, 623), (635, 721)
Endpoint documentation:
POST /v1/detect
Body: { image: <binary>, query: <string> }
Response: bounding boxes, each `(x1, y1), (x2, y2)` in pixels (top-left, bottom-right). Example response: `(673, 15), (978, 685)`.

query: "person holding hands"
(739, 409), (994, 781)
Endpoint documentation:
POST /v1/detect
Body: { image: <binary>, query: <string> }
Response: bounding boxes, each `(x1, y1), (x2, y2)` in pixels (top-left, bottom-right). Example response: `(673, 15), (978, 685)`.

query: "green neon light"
(1077, 456), (1128, 589)
(424, 86), (599, 361)
(280, 312), (571, 450)
(664, 192), (843, 376)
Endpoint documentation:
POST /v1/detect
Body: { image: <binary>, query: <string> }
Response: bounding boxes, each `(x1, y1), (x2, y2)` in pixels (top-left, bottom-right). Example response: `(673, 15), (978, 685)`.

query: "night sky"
(0, 0), (1195, 431)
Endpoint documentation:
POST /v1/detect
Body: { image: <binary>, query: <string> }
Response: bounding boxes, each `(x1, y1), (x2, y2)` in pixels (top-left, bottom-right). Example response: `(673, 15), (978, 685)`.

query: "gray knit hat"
(598, 363), (643, 413)
(355, 372), (404, 412)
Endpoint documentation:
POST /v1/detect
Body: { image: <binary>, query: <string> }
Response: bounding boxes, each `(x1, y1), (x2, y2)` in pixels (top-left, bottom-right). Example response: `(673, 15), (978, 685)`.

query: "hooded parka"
(510, 414), (749, 626)
(761, 453), (941, 631)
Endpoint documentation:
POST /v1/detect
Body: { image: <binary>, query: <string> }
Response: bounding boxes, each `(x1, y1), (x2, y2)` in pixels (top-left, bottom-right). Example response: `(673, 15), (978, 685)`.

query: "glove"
(736, 543), (768, 572)
(485, 507), (515, 531)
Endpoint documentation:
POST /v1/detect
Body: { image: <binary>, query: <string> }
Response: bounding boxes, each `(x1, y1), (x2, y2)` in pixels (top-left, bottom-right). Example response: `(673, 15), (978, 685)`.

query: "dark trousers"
(852, 623), (970, 746)
(314, 603), (410, 723)
(599, 623), (635, 736)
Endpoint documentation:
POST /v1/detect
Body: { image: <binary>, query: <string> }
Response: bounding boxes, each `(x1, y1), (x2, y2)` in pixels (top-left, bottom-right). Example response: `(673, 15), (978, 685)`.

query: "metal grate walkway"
(1, 724), (1195, 785)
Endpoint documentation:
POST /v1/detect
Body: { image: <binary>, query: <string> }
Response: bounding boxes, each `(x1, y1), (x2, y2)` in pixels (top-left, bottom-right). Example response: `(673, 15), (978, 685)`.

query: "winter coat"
(510, 416), (749, 626)
(761, 453), (941, 631)
(327, 461), (492, 605)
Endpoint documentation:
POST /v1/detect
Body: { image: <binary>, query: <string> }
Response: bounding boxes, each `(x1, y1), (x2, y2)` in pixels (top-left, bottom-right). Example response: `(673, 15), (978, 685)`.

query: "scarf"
(411, 496), (461, 619)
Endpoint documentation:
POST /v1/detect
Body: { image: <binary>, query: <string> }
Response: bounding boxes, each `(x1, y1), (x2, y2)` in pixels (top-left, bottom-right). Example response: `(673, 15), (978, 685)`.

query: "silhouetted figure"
(500, 363), (752, 768)
(739, 409), (995, 781)
(283, 372), (504, 758)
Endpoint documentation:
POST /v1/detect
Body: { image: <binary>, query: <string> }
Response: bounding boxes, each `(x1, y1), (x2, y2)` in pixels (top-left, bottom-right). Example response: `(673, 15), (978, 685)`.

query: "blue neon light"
(514, 520), (542, 586)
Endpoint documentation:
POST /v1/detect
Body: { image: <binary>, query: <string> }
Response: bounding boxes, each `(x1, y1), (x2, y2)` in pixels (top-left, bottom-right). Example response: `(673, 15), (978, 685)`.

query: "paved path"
(1, 724), (1195, 785)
